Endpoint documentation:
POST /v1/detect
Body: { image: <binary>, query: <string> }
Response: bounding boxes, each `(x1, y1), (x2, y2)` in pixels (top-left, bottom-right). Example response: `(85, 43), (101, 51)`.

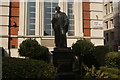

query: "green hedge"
(94, 46), (109, 66)
(2, 57), (57, 79)
(72, 40), (95, 56)
(18, 38), (50, 62)
(100, 66), (120, 78)
(72, 40), (98, 68)
(105, 52), (120, 68)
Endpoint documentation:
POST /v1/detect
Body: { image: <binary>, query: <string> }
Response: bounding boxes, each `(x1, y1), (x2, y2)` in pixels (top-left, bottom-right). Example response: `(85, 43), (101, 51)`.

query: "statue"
(52, 6), (69, 48)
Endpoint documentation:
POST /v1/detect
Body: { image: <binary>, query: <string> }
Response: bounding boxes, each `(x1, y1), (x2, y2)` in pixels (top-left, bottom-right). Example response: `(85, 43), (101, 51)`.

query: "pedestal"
(51, 48), (75, 79)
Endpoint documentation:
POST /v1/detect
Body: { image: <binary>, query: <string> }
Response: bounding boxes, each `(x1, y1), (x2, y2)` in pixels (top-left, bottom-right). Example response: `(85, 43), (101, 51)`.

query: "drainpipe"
(8, 1), (11, 57)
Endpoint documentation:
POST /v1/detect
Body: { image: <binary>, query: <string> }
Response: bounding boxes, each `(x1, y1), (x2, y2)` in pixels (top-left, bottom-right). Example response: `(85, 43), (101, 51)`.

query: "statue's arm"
(63, 13), (69, 33)
(52, 15), (56, 29)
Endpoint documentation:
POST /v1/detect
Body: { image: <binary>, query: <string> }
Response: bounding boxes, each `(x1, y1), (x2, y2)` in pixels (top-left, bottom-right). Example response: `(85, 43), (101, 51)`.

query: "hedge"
(18, 38), (50, 62)
(105, 52), (120, 68)
(93, 46), (109, 66)
(100, 66), (120, 78)
(2, 57), (57, 79)
(72, 40), (98, 68)
(72, 40), (95, 56)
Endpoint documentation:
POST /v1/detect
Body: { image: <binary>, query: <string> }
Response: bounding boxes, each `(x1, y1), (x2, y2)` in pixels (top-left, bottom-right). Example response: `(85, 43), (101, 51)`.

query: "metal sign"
(93, 21), (103, 28)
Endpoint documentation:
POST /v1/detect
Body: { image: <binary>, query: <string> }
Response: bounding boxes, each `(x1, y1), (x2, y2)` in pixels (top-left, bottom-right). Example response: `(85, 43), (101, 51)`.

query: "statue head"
(55, 6), (60, 12)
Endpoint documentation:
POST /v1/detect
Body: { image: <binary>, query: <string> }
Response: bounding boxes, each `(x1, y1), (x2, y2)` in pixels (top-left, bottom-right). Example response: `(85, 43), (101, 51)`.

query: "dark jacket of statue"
(52, 12), (69, 48)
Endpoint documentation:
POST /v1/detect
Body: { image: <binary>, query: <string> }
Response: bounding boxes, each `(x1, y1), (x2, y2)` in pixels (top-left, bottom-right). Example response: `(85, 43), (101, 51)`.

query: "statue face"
(55, 6), (60, 12)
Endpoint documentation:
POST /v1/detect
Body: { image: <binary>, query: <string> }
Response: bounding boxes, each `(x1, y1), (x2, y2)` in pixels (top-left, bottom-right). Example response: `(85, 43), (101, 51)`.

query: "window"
(44, 1), (74, 36)
(44, 0), (58, 36)
(27, 2), (36, 35)
(104, 4), (108, 15)
(110, 2), (113, 13)
(105, 21), (108, 29)
(110, 19), (113, 28)
(68, 1), (74, 36)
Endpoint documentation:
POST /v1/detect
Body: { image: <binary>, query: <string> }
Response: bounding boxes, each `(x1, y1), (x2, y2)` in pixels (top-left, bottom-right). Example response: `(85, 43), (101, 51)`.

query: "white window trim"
(19, 1), (83, 37)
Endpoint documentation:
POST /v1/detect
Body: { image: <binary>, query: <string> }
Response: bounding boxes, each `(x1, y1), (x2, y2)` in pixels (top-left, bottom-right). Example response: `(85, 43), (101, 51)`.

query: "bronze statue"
(52, 6), (69, 48)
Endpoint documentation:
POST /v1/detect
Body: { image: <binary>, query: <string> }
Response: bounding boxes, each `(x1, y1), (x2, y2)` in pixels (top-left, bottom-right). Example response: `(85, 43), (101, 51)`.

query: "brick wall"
(10, 38), (18, 48)
(9, 1), (19, 48)
(83, 2), (91, 41)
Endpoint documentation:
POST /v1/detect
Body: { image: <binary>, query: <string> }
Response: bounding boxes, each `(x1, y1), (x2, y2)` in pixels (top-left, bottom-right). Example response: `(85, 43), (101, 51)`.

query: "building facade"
(114, 1), (120, 51)
(0, 0), (104, 57)
(103, 0), (114, 51)
(103, 0), (120, 51)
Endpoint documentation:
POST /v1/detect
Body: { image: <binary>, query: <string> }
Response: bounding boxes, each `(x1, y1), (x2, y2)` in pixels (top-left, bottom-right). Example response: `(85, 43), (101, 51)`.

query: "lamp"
(96, 15), (98, 20)
(13, 21), (17, 27)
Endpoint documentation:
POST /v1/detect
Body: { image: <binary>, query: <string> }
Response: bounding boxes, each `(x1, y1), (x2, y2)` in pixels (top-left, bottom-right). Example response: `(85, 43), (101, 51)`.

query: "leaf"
(92, 65), (95, 74)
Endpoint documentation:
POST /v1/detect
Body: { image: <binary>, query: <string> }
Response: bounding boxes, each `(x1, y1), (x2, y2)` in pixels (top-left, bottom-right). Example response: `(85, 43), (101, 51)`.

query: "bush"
(83, 65), (109, 78)
(94, 46), (109, 66)
(18, 38), (50, 62)
(0, 47), (9, 57)
(100, 66), (120, 78)
(72, 40), (98, 68)
(105, 52), (120, 68)
(2, 57), (57, 79)
(72, 40), (95, 56)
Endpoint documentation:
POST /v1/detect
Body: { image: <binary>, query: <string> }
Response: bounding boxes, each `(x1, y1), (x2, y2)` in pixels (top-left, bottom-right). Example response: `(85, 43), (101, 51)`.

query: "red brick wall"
(10, 1), (19, 48)
(84, 29), (90, 36)
(10, 38), (18, 48)
(83, 20), (90, 28)
(83, 2), (91, 41)
(11, 1), (19, 7)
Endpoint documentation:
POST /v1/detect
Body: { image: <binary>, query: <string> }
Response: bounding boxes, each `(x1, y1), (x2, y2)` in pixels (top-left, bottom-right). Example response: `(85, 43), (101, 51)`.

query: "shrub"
(2, 57), (57, 79)
(94, 46), (109, 66)
(100, 66), (120, 78)
(0, 47), (9, 57)
(105, 52), (120, 68)
(72, 40), (98, 68)
(83, 65), (109, 78)
(72, 40), (95, 56)
(18, 38), (50, 62)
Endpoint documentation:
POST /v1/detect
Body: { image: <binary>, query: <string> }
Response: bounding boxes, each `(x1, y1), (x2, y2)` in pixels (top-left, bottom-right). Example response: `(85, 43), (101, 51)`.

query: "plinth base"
(52, 47), (74, 73)
(52, 47), (75, 79)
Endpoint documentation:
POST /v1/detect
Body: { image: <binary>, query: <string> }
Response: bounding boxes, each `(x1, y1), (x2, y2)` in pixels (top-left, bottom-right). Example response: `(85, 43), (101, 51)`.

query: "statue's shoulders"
(53, 12), (66, 16)
(52, 13), (56, 17)
(60, 12), (66, 17)
(61, 12), (66, 15)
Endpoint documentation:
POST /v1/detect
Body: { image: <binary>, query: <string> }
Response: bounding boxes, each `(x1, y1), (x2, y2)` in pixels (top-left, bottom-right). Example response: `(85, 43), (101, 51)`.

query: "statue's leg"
(55, 34), (57, 47)
(60, 30), (67, 48)
(55, 33), (59, 47)
(55, 30), (61, 48)
(63, 34), (67, 48)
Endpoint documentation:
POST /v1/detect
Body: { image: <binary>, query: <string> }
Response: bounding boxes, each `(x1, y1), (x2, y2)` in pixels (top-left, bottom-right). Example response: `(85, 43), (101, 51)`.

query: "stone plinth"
(52, 48), (74, 73)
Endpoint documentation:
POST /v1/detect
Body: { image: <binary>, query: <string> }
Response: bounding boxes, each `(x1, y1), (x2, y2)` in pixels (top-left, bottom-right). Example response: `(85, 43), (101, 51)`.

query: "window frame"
(26, 2), (36, 35)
